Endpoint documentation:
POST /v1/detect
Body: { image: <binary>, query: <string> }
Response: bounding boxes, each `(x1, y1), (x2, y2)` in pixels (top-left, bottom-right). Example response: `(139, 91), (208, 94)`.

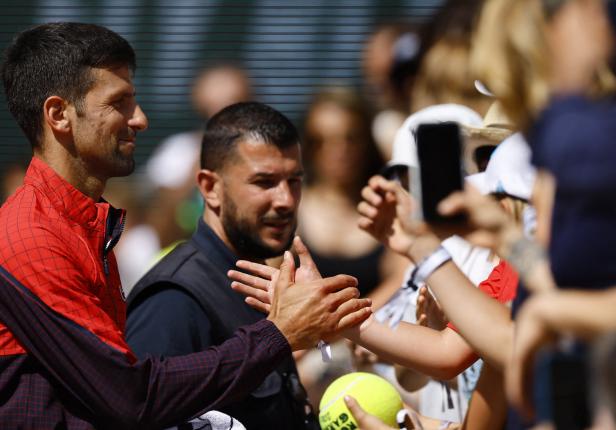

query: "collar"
(24, 157), (110, 227)
(191, 218), (238, 270)
(23, 158), (126, 258)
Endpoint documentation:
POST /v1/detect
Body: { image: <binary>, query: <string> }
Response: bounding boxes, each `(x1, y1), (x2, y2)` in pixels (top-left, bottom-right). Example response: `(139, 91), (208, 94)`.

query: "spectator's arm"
(348, 319), (477, 380)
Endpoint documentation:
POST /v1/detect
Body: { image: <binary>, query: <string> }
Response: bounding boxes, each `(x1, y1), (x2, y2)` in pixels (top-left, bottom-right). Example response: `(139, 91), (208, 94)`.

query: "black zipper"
(102, 207), (126, 275)
(102, 206), (127, 309)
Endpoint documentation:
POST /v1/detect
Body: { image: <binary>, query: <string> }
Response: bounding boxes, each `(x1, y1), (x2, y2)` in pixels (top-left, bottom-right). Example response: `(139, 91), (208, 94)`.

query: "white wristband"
(318, 340), (332, 362)
(411, 246), (452, 285)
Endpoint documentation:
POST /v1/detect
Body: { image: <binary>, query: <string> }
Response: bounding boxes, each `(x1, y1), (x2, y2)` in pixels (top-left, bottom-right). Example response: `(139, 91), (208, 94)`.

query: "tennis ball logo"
(319, 372), (403, 430)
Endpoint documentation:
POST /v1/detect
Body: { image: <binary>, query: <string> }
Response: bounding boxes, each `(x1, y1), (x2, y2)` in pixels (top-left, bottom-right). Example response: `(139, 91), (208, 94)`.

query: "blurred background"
(0, 0), (448, 293)
(0, 0), (443, 174)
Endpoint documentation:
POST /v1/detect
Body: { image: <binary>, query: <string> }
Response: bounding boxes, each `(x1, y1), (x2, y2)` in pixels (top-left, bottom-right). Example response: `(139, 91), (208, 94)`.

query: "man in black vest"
(126, 102), (324, 428)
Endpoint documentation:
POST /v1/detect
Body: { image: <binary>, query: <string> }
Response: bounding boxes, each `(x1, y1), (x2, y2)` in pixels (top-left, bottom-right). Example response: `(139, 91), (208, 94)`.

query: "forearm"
(532, 288), (616, 339)
(0, 266), (289, 428)
(461, 362), (507, 430)
(348, 319), (475, 380)
(499, 226), (556, 294)
(423, 261), (514, 370)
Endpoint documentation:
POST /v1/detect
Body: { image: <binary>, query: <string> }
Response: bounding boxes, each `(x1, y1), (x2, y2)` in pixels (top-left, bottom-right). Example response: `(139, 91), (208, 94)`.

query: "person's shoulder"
(127, 284), (206, 327)
(137, 285), (200, 308)
(0, 185), (75, 264)
(1, 184), (49, 237)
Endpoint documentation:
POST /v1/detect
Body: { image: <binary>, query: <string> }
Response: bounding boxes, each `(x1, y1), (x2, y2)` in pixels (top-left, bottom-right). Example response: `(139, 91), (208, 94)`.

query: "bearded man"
(126, 102), (320, 429)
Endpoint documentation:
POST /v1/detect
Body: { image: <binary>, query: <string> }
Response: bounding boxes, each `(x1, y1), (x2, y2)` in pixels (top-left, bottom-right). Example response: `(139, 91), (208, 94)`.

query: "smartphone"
(414, 122), (466, 223)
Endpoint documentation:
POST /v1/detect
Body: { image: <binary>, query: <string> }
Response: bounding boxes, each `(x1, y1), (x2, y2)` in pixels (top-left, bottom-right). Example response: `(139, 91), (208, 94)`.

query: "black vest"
(127, 233), (318, 430)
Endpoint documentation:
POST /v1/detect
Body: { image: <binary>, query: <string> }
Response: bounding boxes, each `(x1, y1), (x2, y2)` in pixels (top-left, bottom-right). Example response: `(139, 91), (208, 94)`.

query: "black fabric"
(127, 219), (318, 429)
(521, 95), (616, 429)
(530, 95), (616, 289)
(126, 287), (213, 357)
(305, 239), (385, 297)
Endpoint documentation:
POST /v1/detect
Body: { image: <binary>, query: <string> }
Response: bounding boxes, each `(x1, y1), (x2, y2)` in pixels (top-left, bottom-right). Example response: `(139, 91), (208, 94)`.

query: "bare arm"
(506, 287), (616, 416)
(522, 288), (616, 339)
(230, 240), (479, 380)
(348, 318), (477, 380)
(357, 177), (515, 369)
(418, 253), (514, 370)
(462, 362), (507, 430)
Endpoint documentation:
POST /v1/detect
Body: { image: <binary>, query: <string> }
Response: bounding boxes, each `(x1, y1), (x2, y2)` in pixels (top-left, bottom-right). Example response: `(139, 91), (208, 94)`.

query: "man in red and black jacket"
(0, 22), (372, 429)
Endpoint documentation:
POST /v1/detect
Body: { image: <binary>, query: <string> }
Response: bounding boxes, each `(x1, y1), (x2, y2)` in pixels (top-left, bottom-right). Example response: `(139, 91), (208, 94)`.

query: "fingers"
(231, 281), (271, 305)
(235, 259), (277, 280)
(360, 178), (400, 210)
(344, 395), (367, 422)
(275, 251), (296, 290)
(417, 314), (427, 327)
(344, 395), (392, 429)
(353, 345), (378, 364)
(293, 236), (309, 255)
(317, 274), (359, 294)
(245, 297), (271, 314)
(361, 182), (385, 207)
(228, 270), (270, 291)
(335, 298), (373, 331)
(357, 201), (379, 219)
(328, 286), (361, 310)
(437, 191), (467, 217)
(368, 174), (399, 193)
(357, 215), (374, 230)
(416, 286), (426, 307)
(294, 236), (320, 274)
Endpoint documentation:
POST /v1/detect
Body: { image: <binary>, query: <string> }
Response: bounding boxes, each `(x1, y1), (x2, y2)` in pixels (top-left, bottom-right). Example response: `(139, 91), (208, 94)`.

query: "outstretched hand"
(416, 286), (448, 330)
(228, 236), (321, 313)
(229, 238), (372, 350)
(357, 175), (419, 257)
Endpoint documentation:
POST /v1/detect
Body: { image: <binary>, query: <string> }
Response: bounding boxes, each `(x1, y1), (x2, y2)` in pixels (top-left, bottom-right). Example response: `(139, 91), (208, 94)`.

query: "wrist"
(411, 245), (452, 286)
(343, 314), (375, 342)
(502, 235), (547, 284)
(268, 316), (300, 351)
(408, 235), (441, 263)
(497, 222), (524, 258)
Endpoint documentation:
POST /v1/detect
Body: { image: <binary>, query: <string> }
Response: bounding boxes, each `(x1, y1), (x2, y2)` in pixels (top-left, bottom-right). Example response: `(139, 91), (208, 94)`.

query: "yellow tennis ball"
(319, 372), (403, 429)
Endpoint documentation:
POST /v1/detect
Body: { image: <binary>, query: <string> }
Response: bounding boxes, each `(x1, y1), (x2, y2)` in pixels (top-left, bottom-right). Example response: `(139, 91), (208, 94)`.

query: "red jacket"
(0, 157), (132, 360)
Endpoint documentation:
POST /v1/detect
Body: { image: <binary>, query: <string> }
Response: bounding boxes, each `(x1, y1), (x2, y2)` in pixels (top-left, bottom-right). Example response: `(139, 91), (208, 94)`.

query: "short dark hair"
(1, 22), (136, 147)
(200, 101), (300, 171)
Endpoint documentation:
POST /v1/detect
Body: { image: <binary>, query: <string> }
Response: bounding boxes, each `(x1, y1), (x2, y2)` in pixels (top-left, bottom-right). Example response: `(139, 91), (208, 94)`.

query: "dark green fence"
(0, 0), (442, 173)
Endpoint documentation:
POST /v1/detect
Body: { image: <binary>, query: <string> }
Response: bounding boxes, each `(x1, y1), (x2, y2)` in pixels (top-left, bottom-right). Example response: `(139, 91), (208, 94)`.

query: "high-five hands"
(228, 237), (372, 350)
(229, 236), (321, 313)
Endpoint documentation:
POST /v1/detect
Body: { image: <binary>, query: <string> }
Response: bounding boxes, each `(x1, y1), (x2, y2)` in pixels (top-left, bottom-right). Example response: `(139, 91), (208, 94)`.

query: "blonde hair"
(473, 0), (616, 131)
(472, 0), (551, 131)
(412, 38), (491, 115)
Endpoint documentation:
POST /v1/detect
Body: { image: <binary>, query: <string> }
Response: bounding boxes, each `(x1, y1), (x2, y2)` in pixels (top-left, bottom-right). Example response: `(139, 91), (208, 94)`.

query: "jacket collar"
(24, 157), (110, 226)
(23, 157), (126, 254)
(192, 218), (238, 270)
